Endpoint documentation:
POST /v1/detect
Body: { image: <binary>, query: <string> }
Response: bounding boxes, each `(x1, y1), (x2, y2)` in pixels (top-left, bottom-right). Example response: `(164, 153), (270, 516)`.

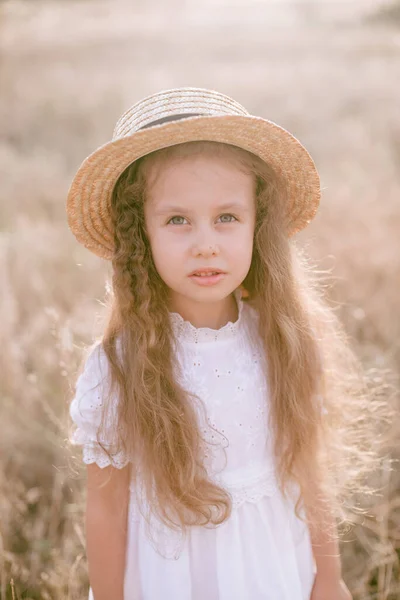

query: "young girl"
(67, 87), (380, 600)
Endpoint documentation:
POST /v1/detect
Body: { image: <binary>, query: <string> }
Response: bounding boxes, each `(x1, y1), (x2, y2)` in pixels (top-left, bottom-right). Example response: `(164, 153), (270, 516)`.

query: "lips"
(189, 268), (225, 277)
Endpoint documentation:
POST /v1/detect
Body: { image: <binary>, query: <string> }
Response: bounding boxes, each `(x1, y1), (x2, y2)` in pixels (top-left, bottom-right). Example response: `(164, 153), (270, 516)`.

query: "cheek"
(150, 231), (183, 257)
(229, 227), (254, 261)
(147, 230), (186, 275)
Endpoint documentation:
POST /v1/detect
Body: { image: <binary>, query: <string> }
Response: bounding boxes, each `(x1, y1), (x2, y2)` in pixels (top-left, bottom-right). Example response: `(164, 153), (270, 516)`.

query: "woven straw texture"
(66, 87), (320, 259)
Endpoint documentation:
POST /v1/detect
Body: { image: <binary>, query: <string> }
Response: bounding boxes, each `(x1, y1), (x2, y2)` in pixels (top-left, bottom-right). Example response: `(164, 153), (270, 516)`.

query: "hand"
(310, 573), (352, 600)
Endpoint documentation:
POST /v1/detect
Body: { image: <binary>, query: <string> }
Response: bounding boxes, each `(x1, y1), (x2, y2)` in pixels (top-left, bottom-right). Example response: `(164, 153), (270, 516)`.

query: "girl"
(67, 88), (382, 600)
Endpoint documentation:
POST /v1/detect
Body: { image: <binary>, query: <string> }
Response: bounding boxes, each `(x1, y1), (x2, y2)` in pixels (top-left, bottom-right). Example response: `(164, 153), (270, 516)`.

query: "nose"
(191, 227), (220, 258)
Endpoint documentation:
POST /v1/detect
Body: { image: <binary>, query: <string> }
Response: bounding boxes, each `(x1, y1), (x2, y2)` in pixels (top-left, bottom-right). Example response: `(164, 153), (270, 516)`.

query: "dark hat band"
(138, 113), (202, 131)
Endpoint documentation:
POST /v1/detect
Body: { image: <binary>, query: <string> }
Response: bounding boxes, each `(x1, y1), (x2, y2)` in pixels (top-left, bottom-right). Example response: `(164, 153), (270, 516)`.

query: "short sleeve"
(69, 343), (129, 469)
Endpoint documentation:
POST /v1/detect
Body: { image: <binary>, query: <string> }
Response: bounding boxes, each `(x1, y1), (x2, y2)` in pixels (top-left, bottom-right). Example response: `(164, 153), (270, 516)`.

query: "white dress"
(69, 288), (317, 600)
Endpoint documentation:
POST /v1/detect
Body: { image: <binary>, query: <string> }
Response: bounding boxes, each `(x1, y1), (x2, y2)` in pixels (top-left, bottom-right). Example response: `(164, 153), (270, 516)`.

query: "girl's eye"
(167, 216), (188, 225)
(167, 214), (237, 225)
(218, 214), (237, 223)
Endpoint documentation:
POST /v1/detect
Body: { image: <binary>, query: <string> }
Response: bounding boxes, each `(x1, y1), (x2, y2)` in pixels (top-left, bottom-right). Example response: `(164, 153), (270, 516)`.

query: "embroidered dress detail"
(71, 429), (129, 469)
(69, 341), (130, 469)
(214, 467), (279, 509)
(169, 287), (245, 343)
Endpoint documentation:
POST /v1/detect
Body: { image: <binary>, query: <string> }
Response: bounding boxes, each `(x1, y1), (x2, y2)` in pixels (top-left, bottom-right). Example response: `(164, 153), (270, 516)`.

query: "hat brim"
(66, 114), (320, 259)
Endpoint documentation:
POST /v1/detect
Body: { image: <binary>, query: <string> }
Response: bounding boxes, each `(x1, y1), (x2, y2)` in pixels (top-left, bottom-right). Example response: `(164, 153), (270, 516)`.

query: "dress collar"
(169, 287), (245, 344)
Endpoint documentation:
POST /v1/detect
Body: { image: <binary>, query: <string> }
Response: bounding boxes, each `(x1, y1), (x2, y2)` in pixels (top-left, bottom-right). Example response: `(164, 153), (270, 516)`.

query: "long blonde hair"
(88, 140), (391, 538)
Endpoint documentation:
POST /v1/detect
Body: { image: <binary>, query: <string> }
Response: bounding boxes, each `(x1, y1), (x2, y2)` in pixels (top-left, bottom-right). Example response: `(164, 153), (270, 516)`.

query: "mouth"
(188, 269), (227, 287)
(189, 268), (226, 277)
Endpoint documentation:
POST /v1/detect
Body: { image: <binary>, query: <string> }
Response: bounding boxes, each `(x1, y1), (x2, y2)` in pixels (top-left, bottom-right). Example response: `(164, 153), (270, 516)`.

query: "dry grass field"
(1, 0), (400, 598)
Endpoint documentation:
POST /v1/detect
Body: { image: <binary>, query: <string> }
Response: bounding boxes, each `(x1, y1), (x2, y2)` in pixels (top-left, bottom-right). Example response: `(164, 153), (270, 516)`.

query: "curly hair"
(90, 140), (391, 539)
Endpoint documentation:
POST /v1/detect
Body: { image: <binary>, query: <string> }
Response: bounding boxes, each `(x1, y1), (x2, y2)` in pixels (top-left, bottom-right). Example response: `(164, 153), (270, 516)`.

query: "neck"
(168, 292), (238, 329)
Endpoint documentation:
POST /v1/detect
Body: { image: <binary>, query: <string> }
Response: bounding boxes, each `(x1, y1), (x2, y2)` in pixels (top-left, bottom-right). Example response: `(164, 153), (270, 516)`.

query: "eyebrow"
(154, 202), (250, 215)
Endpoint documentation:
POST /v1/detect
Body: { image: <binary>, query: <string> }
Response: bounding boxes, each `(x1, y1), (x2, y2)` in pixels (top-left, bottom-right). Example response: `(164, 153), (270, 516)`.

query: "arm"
(305, 490), (352, 600)
(308, 510), (342, 580)
(86, 462), (131, 600)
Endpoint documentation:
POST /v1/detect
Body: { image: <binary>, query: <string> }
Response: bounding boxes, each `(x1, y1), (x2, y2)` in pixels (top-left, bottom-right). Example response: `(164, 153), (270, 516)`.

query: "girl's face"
(144, 152), (256, 321)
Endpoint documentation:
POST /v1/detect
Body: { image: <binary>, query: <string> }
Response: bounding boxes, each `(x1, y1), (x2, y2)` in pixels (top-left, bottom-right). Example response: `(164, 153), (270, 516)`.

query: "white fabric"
(70, 288), (317, 599)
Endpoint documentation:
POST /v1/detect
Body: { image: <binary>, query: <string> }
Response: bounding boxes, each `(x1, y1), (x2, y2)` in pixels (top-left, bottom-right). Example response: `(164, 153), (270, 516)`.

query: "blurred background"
(1, 0), (400, 598)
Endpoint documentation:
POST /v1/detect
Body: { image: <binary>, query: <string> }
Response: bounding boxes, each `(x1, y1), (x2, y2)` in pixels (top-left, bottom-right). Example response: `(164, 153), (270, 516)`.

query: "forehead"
(144, 152), (255, 207)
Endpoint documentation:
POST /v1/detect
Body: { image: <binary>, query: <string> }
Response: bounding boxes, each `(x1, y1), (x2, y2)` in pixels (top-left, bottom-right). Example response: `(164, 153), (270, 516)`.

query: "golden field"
(0, 0), (399, 598)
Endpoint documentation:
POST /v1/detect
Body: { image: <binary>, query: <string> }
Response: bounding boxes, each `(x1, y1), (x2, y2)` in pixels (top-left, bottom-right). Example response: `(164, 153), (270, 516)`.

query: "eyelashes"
(167, 214), (238, 226)
(167, 216), (187, 225)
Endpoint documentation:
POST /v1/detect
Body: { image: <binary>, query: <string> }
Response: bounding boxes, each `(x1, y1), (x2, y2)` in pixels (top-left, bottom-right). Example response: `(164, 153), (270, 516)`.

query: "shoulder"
(69, 339), (122, 429)
(75, 342), (110, 390)
(78, 335), (123, 382)
(70, 339), (120, 416)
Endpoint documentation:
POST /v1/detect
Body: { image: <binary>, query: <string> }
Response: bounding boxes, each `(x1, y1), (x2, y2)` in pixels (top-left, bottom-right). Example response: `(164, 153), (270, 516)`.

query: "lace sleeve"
(69, 343), (130, 469)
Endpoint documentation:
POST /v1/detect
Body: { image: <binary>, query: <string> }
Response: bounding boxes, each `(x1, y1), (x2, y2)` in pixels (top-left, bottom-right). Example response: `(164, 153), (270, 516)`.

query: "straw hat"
(67, 87), (320, 260)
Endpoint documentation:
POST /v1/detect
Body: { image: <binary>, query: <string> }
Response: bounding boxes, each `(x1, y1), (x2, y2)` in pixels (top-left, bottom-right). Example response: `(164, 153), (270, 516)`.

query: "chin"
(186, 286), (236, 303)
